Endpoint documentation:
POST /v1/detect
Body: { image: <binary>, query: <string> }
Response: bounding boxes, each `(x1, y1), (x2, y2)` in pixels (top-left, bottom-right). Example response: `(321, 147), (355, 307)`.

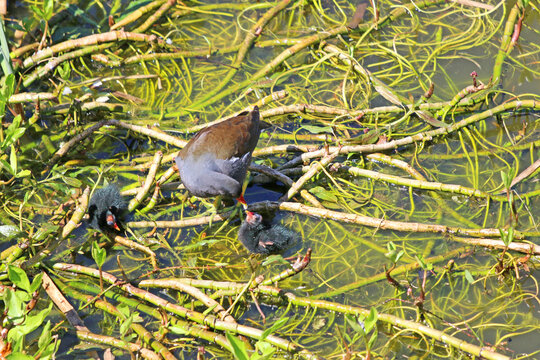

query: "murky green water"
(2, 0), (539, 358)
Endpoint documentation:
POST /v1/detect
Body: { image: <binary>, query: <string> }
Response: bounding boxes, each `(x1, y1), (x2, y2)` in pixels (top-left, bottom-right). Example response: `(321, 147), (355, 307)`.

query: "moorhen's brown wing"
(179, 109), (261, 161)
(175, 107), (263, 199)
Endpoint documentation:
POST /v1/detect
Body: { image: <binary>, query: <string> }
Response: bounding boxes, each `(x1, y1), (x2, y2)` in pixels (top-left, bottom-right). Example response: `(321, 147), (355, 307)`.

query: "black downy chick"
(238, 211), (299, 255)
(87, 185), (127, 234)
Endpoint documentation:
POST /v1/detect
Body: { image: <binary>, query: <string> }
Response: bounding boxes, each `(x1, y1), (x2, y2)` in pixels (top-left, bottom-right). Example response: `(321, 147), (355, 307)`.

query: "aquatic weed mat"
(1, 0), (539, 359)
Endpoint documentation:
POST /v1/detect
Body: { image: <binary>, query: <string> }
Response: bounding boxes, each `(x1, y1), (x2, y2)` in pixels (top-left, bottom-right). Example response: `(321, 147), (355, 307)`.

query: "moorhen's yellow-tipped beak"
(237, 194), (248, 209)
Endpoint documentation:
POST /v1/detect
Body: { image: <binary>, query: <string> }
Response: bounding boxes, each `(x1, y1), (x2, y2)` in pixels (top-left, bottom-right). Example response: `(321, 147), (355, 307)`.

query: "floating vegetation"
(0, 0), (539, 359)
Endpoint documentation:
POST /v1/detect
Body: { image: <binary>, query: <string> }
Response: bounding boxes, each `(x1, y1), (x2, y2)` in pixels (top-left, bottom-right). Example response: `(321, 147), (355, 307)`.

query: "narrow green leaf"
(416, 110), (450, 128)
(57, 61), (71, 80)
(2, 74), (15, 98)
(62, 175), (82, 187)
(0, 158), (14, 175)
(385, 241), (403, 263)
(261, 254), (288, 266)
(367, 329), (378, 348)
(252, 341), (276, 360)
(37, 342), (58, 360)
(16, 170), (31, 178)
(30, 5), (44, 19)
(168, 325), (189, 335)
(92, 241), (106, 267)
(309, 186), (338, 202)
(38, 321), (52, 349)
(117, 303), (131, 318)
(6, 352), (34, 360)
(8, 266), (31, 292)
(202, 303), (218, 315)
(4, 288), (25, 320)
(120, 316), (133, 336)
(3, 125), (26, 150)
(498, 228), (506, 243)
(32, 223), (59, 241)
(44, 0), (54, 19)
(345, 314), (365, 335)
(435, 26), (443, 43)
(225, 332), (249, 360)
(301, 124), (333, 134)
(415, 255), (432, 270)
(500, 170), (509, 188)
(30, 273), (43, 293)
(261, 317), (289, 340)
(8, 304), (52, 339)
(372, 81), (402, 106)
(464, 270), (475, 284)
(364, 307), (378, 334)
(507, 227), (514, 244)
(10, 145), (17, 175)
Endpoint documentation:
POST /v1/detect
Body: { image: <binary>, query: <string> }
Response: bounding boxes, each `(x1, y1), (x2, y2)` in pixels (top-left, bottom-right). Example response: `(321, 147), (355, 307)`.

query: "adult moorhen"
(238, 211), (299, 255)
(87, 185), (127, 234)
(175, 106), (265, 207)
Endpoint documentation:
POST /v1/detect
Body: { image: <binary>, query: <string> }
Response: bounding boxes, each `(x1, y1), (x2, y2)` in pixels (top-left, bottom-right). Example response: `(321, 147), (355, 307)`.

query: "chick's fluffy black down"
(87, 185), (126, 233)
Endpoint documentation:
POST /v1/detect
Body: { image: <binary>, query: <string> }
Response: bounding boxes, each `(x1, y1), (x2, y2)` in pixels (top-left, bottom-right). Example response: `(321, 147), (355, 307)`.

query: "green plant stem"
(190, 0), (293, 108)
(111, 0), (167, 30)
(492, 2), (521, 85)
(187, 0), (447, 112)
(133, 0), (176, 33)
(64, 280), (233, 354)
(282, 293), (509, 360)
(55, 280), (178, 360)
(52, 263), (301, 353)
(248, 201), (527, 239)
(175, 273), (509, 360)
(312, 247), (466, 298)
(139, 278), (237, 323)
(23, 44), (112, 88)
(253, 100), (540, 162)
(342, 165), (507, 202)
(76, 330), (161, 360)
(21, 31), (165, 69)
(366, 153), (478, 228)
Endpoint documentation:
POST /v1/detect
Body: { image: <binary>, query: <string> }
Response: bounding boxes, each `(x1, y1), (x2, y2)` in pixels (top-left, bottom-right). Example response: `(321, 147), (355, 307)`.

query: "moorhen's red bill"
(88, 185), (127, 234)
(175, 106), (264, 206)
(238, 211), (299, 255)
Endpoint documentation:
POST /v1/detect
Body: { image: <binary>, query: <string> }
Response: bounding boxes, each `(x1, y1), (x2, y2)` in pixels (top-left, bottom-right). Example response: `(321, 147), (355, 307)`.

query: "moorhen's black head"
(238, 211), (299, 255)
(175, 106), (266, 207)
(87, 185), (127, 234)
